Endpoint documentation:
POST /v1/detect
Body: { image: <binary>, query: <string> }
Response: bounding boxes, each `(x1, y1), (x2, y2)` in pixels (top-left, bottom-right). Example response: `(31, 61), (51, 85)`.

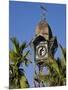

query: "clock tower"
(33, 19), (58, 65)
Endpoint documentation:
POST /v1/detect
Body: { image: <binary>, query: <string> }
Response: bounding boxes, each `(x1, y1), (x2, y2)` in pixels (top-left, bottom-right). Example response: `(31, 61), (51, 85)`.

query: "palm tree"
(9, 37), (31, 88)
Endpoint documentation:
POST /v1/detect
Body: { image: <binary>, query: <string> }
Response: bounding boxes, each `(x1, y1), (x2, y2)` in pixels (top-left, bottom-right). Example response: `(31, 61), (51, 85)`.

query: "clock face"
(36, 41), (48, 60)
(37, 46), (47, 57)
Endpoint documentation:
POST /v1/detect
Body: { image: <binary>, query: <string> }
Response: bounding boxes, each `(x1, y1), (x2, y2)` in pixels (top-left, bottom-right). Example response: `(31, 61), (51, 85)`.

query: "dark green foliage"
(9, 37), (31, 89)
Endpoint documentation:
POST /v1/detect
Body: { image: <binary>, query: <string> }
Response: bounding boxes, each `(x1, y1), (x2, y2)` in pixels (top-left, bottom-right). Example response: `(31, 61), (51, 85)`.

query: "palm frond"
(19, 42), (27, 54)
(59, 44), (66, 60)
(10, 37), (19, 53)
(20, 76), (29, 88)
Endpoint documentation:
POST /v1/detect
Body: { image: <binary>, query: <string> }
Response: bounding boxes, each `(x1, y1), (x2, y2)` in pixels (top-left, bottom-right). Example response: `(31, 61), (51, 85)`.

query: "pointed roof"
(36, 20), (53, 40)
(33, 35), (46, 46)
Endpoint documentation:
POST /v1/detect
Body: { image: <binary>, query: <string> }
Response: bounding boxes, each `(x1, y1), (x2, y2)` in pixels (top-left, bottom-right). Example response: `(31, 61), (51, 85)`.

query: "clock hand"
(40, 47), (44, 56)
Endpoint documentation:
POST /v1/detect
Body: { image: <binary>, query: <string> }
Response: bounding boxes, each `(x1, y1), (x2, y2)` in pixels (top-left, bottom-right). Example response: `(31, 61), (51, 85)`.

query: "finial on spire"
(40, 5), (47, 21)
